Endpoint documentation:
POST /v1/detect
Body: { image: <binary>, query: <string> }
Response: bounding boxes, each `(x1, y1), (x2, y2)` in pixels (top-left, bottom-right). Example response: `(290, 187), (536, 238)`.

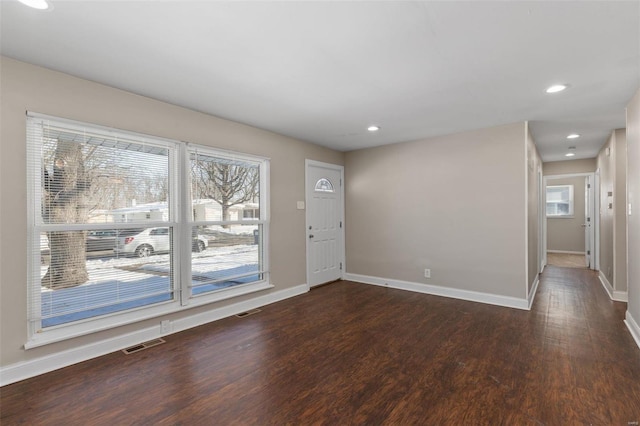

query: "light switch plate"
(297, 201), (305, 210)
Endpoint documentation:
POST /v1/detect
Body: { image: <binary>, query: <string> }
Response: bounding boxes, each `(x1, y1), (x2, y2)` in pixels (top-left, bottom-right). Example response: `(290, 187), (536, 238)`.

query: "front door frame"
(305, 159), (345, 289)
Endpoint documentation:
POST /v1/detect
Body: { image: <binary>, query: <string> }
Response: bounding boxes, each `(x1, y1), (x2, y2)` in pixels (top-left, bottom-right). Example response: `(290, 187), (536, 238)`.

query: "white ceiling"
(1, 1), (639, 162)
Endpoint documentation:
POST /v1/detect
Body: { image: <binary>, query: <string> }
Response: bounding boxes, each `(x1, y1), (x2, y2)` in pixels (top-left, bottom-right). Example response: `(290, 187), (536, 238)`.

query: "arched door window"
(314, 178), (335, 193)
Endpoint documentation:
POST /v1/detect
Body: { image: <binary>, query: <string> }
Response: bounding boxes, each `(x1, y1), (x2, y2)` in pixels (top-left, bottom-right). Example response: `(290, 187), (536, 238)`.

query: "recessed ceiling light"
(546, 84), (568, 94)
(367, 125), (380, 132)
(567, 134), (580, 139)
(17, 0), (50, 9)
(565, 152), (576, 157)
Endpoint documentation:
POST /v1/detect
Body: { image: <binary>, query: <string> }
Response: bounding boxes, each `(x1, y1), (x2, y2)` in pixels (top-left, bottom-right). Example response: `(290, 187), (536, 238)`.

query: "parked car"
(114, 227), (208, 258)
(86, 230), (118, 252)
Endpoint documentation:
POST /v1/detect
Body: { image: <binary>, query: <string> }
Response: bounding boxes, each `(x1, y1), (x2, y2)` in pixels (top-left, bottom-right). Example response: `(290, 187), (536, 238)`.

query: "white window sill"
(25, 281), (273, 349)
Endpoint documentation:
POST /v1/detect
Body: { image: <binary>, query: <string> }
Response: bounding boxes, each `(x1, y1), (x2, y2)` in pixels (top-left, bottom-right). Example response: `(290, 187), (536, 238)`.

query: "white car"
(114, 227), (208, 258)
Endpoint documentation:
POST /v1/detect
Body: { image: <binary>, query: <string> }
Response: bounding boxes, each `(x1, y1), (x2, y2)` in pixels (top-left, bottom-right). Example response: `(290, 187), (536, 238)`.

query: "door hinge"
(587, 250), (591, 255)
(340, 262), (343, 270)
(588, 184), (591, 189)
(339, 221), (342, 228)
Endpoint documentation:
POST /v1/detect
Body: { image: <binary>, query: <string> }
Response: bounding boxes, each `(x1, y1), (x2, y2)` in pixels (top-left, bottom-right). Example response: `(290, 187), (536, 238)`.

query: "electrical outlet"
(160, 320), (171, 334)
(424, 269), (431, 278)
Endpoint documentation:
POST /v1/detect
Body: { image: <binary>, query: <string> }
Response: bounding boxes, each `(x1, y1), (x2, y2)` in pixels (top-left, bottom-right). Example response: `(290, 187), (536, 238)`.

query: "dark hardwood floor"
(2, 266), (639, 425)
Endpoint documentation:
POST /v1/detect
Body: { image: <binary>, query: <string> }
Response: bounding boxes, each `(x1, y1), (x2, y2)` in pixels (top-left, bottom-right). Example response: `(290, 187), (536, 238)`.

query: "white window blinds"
(187, 147), (268, 297)
(27, 114), (177, 331)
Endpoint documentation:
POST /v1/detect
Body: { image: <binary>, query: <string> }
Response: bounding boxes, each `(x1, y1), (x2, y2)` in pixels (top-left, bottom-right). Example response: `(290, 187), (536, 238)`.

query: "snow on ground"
(39, 244), (259, 326)
(41, 244), (258, 283)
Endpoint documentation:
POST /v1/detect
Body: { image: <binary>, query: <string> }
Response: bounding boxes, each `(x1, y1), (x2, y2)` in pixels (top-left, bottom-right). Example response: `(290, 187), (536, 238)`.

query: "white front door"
(306, 161), (343, 287)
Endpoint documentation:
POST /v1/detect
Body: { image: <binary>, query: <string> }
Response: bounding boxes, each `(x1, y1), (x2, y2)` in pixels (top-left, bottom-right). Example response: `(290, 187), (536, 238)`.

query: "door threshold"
(311, 279), (342, 290)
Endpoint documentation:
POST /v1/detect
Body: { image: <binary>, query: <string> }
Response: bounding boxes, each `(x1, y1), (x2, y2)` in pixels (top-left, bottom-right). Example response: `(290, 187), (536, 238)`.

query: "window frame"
(546, 184), (575, 218)
(26, 113), (271, 348)
(182, 143), (271, 304)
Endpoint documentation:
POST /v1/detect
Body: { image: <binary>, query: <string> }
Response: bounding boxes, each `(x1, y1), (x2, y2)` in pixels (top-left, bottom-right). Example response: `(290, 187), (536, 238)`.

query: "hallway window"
(546, 185), (574, 217)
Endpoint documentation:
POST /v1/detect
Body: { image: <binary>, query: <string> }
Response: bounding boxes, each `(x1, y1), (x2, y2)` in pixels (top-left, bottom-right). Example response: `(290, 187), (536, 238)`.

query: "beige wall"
(526, 125), (543, 293)
(546, 176), (587, 253)
(614, 129), (628, 293)
(344, 122), (528, 299)
(0, 58), (344, 367)
(627, 88), (640, 324)
(543, 158), (596, 175)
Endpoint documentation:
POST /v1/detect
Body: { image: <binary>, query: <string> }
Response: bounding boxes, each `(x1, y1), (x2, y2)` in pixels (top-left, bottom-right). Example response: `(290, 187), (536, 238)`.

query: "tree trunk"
(42, 231), (88, 289)
(42, 140), (90, 289)
(222, 203), (231, 229)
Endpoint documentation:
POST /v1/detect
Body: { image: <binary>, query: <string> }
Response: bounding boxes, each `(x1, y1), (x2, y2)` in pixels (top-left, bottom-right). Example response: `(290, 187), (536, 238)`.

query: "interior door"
(306, 161), (343, 287)
(584, 175), (593, 268)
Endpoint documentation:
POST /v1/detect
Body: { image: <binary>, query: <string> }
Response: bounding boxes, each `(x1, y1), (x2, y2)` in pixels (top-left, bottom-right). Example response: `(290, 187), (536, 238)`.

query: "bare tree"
(193, 160), (259, 224)
(42, 139), (90, 289)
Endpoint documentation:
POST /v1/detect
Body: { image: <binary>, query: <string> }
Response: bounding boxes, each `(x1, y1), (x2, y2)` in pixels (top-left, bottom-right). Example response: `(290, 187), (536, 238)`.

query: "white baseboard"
(625, 311), (640, 351)
(0, 284), (308, 387)
(598, 271), (628, 302)
(528, 275), (540, 309)
(344, 273), (530, 310)
(547, 250), (585, 255)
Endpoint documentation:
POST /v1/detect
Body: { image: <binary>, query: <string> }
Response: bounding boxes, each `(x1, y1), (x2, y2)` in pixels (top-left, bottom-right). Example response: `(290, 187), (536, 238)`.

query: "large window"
(27, 113), (270, 346)
(188, 147), (268, 297)
(546, 185), (574, 217)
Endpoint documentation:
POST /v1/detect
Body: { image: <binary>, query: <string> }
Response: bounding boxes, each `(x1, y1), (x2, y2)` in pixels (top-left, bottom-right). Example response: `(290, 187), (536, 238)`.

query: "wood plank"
(2, 266), (639, 424)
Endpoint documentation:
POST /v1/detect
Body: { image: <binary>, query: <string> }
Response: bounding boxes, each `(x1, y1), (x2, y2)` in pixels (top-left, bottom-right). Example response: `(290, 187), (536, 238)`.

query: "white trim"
(547, 250), (586, 255)
(345, 273), (530, 310)
(1, 284), (308, 386)
(27, 111), (182, 148)
(599, 271), (614, 298)
(25, 281), (274, 349)
(625, 311), (640, 351)
(545, 172), (594, 179)
(593, 172), (601, 271)
(538, 166), (546, 277)
(615, 291), (629, 303)
(598, 271), (628, 302)
(528, 275), (540, 309)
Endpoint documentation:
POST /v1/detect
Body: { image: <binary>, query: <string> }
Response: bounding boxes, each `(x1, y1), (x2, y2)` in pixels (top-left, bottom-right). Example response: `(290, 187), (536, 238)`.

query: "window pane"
(41, 126), (170, 225)
(29, 116), (176, 331)
(191, 224), (262, 296)
(190, 152), (260, 222)
(36, 229), (173, 327)
(546, 185), (573, 216)
(315, 178), (334, 192)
